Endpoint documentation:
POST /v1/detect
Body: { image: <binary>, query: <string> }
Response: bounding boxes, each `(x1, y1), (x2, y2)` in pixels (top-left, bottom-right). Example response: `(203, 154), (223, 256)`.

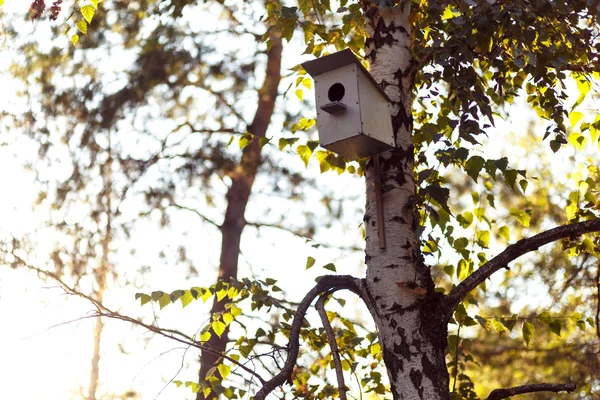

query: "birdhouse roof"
(302, 49), (391, 102)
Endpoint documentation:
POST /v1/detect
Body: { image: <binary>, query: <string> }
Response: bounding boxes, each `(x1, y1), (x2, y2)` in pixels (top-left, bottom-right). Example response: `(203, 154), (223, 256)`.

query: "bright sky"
(0, 1), (599, 399)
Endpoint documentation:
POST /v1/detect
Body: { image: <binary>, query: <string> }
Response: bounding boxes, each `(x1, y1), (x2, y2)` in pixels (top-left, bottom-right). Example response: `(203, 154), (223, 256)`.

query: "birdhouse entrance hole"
(328, 83), (345, 102)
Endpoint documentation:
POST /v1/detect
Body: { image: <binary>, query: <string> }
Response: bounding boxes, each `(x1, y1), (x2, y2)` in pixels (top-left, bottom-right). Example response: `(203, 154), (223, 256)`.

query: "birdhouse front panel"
(313, 64), (362, 148)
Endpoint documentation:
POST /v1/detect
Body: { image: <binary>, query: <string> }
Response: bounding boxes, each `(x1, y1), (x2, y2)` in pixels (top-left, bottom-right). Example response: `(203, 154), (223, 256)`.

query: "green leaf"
(239, 133), (253, 149)
(76, 20), (88, 34)
(465, 156), (485, 181)
(306, 256), (316, 269)
(537, 311), (552, 326)
(510, 208), (530, 227)
(444, 264), (455, 278)
(264, 278), (277, 286)
(217, 364), (231, 379)
(522, 321), (535, 346)
(278, 137), (299, 151)
(549, 319), (562, 336)
(454, 237), (469, 251)
(570, 313), (586, 331)
(212, 320), (226, 337)
(158, 293), (171, 309)
(500, 316), (517, 332)
(322, 262), (336, 272)
(457, 212), (473, 228)
(475, 315), (489, 330)
(492, 319), (507, 335)
(80, 4), (95, 23)
(135, 293), (152, 306)
(476, 231), (490, 248)
(457, 259), (471, 280)
(498, 226), (510, 241)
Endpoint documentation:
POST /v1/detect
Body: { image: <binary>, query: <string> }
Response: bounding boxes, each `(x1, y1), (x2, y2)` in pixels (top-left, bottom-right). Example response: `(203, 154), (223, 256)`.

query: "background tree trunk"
(196, 33), (282, 399)
(363, 4), (449, 398)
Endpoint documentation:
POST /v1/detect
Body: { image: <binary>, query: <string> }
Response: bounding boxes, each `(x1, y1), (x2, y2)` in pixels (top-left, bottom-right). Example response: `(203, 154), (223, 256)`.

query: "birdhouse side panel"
(313, 64), (362, 147)
(357, 70), (395, 148)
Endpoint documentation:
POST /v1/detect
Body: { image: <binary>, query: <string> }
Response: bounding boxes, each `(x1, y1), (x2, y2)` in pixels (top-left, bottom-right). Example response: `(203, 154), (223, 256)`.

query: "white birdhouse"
(302, 49), (395, 160)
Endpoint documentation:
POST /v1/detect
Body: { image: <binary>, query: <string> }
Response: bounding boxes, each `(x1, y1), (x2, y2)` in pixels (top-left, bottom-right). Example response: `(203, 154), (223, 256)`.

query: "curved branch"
(444, 219), (600, 315)
(315, 293), (347, 400)
(253, 275), (363, 400)
(486, 383), (576, 399)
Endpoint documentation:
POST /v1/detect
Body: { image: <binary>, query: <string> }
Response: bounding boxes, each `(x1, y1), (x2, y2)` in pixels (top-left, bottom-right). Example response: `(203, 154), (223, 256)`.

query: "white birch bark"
(363, 3), (450, 399)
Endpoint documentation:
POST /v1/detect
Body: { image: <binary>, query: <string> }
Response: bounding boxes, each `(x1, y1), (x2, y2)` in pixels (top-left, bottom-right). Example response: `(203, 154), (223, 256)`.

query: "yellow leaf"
(301, 77), (312, 89)
(76, 20), (88, 35)
(71, 34), (80, 45)
(370, 342), (381, 356)
(569, 111), (583, 128)
(295, 89), (303, 102)
(296, 144), (312, 167)
(80, 4), (95, 23)
(90, 0), (100, 8)
(226, 286), (238, 299)
(230, 305), (242, 318)
(201, 289), (212, 302)
(199, 331), (211, 342)
(441, 5), (460, 20)
(568, 132), (587, 151)
(0, 0), (4, 7)
(217, 364), (231, 379)
(566, 204), (577, 220)
(223, 312), (234, 326)
(216, 289), (227, 301)
(212, 320), (226, 337)
(180, 290), (194, 308)
(498, 226), (510, 241)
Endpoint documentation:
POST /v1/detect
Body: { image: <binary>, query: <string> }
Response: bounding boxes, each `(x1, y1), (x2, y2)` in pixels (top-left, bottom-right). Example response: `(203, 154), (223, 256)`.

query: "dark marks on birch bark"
(410, 369), (424, 399)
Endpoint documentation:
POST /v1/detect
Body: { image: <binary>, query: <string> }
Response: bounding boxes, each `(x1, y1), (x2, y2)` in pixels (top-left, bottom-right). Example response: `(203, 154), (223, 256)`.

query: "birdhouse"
(302, 49), (395, 160)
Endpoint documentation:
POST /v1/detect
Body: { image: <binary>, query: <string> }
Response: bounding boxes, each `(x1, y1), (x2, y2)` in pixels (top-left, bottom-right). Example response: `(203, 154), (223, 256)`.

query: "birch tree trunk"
(362, 3), (450, 398)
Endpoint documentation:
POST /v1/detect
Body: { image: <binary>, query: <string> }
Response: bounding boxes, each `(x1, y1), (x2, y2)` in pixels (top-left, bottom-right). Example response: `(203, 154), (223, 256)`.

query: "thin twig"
(315, 292), (347, 400)
(171, 203), (222, 229)
(11, 254), (266, 385)
(486, 383), (577, 399)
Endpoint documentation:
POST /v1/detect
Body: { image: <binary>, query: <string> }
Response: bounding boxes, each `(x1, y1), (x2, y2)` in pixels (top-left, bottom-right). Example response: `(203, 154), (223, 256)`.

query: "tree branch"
(444, 219), (600, 316)
(171, 203), (222, 229)
(315, 293), (347, 400)
(7, 252), (267, 385)
(253, 275), (363, 400)
(486, 383), (576, 399)
(245, 220), (362, 252)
